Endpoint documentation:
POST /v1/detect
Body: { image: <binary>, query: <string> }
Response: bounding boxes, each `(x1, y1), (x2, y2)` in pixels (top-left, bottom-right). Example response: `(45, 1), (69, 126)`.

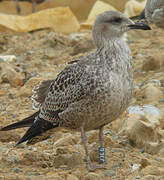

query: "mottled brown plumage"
(1, 11), (150, 171)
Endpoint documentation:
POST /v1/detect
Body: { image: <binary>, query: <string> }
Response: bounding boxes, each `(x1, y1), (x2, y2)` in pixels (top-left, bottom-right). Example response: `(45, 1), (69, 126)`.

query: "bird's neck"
(95, 37), (132, 75)
(97, 36), (131, 62)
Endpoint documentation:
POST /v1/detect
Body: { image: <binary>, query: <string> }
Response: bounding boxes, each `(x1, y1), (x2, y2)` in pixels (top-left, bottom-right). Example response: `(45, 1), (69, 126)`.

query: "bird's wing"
(31, 60), (84, 110)
(39, 57), (99, 123)
(31, 80), (53, 110)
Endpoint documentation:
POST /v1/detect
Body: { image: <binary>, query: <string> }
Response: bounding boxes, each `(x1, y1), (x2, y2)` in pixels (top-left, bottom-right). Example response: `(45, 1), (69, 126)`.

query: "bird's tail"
(16, 117), (58, 146)
(0, 111), (40, 131)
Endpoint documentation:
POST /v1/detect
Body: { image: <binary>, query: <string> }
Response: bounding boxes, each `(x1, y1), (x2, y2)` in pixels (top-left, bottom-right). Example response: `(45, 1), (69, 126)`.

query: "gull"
(1, 10), (150, 171)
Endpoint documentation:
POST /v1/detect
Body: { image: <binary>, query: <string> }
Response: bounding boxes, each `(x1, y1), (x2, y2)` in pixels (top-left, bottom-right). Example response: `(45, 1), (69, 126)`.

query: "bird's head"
(92, 11), (151, 48)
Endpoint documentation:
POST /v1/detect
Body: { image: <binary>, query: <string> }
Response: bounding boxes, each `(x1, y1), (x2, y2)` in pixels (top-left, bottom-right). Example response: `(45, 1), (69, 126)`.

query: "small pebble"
(138, 149), (144, 153)
(136, 175), (140, 179)
(25, 170), (35, 176)
(132, 164), (141, 172)
(16, 144), (25, 148)
(127, 40), (134, 43)
(22, 64), (30, 70)
(8, 156), (19, 164)
(8, 93), (14, 99)
(154, 157), (161, 162)
(112, 135), (119, 140)
(0, 106), (6, 112)
(12, 114), (18, 119)
(113, 162), (121, 170)
(13, 167), (21, 173)
(114, 148), (123, 153)
(14, 67), (20, 72)
(33, 147), (38, 152)
(28, 146), (32, 150)
(104, 171), (116, 177)
(104, 130), (113, 136)
(121, 152), (126, 158)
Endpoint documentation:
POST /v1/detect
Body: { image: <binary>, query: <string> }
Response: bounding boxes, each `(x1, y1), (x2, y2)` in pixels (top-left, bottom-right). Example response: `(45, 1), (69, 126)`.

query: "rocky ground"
(0, 26), (164, 180)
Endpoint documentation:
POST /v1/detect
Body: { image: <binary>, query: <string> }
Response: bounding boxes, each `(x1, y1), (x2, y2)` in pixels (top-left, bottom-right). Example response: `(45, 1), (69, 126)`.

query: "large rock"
(119, 105), (164, 154)
(0, 60), (23, 87)
(17, 77), (47, 98)
(124, 0), (146, 17)
(0, 0), (131, 20)
(140, 83), (164, 103)
(0, 7), (80, 34)
(81, 1), (116, 30)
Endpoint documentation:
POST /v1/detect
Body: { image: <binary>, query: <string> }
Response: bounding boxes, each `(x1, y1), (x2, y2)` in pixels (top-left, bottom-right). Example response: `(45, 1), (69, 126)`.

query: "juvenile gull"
(0, 11), (150, 170)
(131, 0), (164, 29)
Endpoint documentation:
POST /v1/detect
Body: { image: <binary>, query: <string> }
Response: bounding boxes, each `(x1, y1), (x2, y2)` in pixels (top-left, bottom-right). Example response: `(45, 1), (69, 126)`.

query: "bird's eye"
(113, 17), (122, 23)
(104, 17), (122, 24)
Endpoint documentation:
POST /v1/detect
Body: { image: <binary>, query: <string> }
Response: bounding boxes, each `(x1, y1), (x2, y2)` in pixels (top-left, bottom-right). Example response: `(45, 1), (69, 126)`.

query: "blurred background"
(0, 0), (146, 33)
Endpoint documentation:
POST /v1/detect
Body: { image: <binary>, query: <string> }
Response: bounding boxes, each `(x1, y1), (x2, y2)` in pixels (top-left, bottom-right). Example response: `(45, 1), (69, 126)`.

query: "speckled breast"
(59, 71), (133, 131)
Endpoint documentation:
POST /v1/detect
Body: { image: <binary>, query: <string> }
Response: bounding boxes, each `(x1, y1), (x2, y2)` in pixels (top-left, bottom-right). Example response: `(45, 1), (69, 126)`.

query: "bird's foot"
(87, 162), (107, 171)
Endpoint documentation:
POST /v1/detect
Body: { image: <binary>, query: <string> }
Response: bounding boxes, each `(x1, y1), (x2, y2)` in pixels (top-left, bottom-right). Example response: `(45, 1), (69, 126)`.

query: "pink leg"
(81, 127), (106, 171)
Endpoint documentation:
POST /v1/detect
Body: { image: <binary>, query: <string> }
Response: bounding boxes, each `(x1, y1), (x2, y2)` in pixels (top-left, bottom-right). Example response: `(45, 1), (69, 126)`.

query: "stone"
(140, 158), (151, 169)
(13, 167), (21, 173)
(135, 175), (141, 179)
(81, 1), (116, 29)
(0, 61), (23, 87)
(124, 0), (146, 17)
(104, 171), (116, 177)
(53, 133), (78, 147)
(18, 77), (46, 98)
(85, 172), (101, 180)
(131, 164), (141, 172)
(143, 175), (159, 180)
(140, 83), (164, 102)
(158, 148), (164, 157)
(0, 7), (80, 34)
(0, 55), (16, 62)
(46, 173), (63, 180)
(119, 104), (164, 154)
(128, 105), (161, 117)
(66, 174), (79, 180)
(141, 166), (164, 176)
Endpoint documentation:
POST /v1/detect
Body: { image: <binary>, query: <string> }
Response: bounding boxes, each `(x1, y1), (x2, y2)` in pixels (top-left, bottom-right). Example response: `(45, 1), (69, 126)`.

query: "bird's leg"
(99, 125), (104, 147)
(31, 0), (36, 13)
(81, 127), (106, 171)
(81, 127), (92, 167)
(15, 0), (21, 15)
(98, 126), (106, 167)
